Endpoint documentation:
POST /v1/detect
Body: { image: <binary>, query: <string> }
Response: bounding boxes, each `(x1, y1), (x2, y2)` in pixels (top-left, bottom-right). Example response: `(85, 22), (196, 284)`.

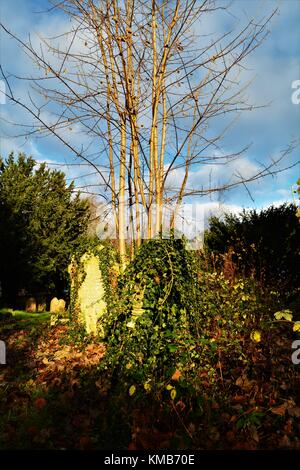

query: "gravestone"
(37, 303), (46, 312)
(68, 250), (107, 335)
(50, 297), (66, 314)
(25, 297), (36, 313)
(58, 299), (66, 313)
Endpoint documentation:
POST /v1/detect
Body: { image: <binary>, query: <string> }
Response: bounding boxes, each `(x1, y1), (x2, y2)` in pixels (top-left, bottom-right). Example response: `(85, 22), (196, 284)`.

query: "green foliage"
(204, 204), (300, 295)
(100, 237), (201, 394)
(0, 153), (91, 305)
(99, 237), (273, 406)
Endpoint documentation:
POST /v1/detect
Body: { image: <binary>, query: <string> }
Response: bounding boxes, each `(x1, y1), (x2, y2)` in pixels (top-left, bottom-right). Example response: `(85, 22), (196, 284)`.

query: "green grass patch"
(0, 309), (50, 330)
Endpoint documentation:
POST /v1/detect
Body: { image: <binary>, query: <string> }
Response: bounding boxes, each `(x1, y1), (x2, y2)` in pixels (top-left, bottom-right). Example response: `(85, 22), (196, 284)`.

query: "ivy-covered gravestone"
(68, 244), (118, 336)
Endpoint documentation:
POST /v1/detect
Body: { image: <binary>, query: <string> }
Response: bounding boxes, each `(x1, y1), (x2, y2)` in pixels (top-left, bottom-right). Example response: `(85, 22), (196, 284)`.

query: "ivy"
(100, 236), (203, 395)
(98, 236), (279, 406)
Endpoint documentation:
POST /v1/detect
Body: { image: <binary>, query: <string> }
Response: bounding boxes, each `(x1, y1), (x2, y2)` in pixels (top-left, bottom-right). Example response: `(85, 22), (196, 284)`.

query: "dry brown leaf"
(271, 404), (287, 416)
(235, 374), (256, 391)
(34, 397), (47, 410)
(278, 434), (291, 448)
(288, 407), (300, 418)
(172, 369), (181, 381)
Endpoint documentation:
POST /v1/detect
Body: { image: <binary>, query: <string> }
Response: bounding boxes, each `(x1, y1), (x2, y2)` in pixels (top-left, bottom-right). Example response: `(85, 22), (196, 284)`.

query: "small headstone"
(37, 303), (46, 312)
(50, 297), (59, 313)
(58, 299), (66, 313)
(50, 297), (66, 313)
(25, 297), (36, 313)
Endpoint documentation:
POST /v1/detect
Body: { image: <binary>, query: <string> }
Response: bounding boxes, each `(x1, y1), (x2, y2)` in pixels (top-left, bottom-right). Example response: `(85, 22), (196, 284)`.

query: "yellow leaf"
(293, 321), (300, 332)
(165, 384), (173, 391)
(250, 330), (261, 343)
(274, 310), (293, 321)
(283, 312), (293, 321)
(129, 385), (136, 396)
(170, 389), (176, 400)
(241, 294), (249, 301)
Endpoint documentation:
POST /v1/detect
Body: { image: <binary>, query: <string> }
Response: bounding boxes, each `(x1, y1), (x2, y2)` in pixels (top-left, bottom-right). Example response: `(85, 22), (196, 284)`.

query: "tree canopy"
(2, 1), (298, 266)
(0, 153), (91, 306)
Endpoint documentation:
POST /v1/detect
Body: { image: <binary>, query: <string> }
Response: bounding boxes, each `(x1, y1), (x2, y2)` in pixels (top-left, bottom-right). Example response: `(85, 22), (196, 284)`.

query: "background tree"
(1, 1), (298, 266)
(204, 204), (300, 297)
(0, 153), (91, 306)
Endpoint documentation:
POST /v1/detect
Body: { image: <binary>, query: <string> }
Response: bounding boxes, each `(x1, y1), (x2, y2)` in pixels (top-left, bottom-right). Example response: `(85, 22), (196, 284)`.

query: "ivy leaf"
(250, 330), (261, 343)
(274, 310), (293, 322)
(167, 344), (178, 353)
(293, 321), (300, 332)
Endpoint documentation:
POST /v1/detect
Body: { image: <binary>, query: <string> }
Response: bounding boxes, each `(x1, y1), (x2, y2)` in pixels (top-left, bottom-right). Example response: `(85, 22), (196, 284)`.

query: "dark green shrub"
(204, 204), (300, 298)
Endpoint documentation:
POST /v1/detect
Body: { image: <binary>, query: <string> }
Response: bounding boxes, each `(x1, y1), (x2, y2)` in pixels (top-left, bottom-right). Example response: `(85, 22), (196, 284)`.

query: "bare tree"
(0, 0), (298, 267)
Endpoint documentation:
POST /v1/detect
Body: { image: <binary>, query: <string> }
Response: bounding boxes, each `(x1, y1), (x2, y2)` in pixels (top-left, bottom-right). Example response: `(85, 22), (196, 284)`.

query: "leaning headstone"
(25, 297), (36, 313)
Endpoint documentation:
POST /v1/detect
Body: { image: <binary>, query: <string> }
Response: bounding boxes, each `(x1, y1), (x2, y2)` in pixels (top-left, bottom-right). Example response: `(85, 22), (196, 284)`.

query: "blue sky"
(0, 0), (299, 218)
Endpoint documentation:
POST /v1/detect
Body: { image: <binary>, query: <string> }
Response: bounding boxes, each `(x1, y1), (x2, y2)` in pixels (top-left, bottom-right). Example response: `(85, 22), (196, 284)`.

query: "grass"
(0, 309), (50, 330)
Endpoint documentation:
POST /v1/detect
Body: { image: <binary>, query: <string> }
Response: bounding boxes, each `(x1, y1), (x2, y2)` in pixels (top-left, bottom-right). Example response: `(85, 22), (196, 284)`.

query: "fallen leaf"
(235, 375), (256, 391)
(288, 407), (300, 418)
(34, 397), (47, 410)
(283, 419), (293, 434)
(78, 436), (92, 450)
(278, 434), (291, 448)
(231, 395), (246, 404)
(271, 404), (287, 416)
(171, 370), (181, 381)
(226, 431), (236, 443)
(128, 441), (138, 450)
